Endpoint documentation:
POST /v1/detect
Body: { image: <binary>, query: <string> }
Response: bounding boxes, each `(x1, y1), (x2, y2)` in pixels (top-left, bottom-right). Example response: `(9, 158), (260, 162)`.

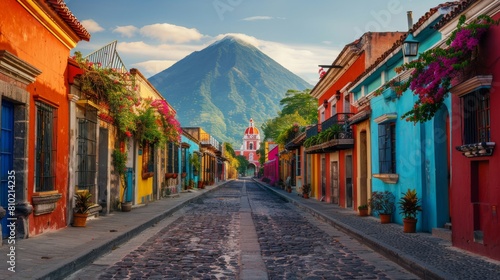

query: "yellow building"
(130, 69), (177, 204)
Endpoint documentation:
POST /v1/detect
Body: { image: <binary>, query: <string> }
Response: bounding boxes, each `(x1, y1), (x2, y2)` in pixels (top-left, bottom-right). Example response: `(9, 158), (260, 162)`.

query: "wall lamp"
(323, 99), (328, 108)
(402, 11), (419, 57)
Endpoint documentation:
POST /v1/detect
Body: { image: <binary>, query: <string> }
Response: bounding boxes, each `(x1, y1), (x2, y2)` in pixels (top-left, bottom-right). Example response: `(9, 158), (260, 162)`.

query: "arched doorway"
(247, 163), (256, 177)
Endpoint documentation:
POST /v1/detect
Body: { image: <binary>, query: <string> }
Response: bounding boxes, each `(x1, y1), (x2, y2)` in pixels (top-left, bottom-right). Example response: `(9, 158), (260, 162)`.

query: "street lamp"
(402, 11), (419, 58)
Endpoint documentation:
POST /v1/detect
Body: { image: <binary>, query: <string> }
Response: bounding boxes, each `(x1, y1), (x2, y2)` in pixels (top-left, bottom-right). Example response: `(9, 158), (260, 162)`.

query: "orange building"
(306, 32), (402, 210)
(0, 0), (89, 238)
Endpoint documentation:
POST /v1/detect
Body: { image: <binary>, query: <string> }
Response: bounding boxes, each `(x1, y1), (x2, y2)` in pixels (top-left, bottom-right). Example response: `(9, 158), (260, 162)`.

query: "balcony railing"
(200, 133), (220, 151)
(304, 113), (355, 154)
(306, 125), (319, 138)
(322, 113), (354, 131)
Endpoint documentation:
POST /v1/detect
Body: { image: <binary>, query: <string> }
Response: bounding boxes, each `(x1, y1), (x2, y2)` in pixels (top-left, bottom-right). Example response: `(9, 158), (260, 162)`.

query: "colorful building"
(180, 130), (201, 191)
(444, 0), (500, 261)
(349, 5), (454, 232)
(0, 0), (89, 238)
(305, 31), (403, 209)
(263, 143), (279, 185)
(235, 118), (261, 176)
(183, 127), (222, 187)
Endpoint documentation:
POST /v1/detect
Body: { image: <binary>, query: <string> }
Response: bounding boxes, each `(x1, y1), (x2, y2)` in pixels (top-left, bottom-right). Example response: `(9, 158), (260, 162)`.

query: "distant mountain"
(148, 35), (312, 145)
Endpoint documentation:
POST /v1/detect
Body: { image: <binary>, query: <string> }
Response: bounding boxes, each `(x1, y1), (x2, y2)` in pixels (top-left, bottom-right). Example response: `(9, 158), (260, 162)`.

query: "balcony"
(304, 113), (354, 154)
(200, 133), (220, 152)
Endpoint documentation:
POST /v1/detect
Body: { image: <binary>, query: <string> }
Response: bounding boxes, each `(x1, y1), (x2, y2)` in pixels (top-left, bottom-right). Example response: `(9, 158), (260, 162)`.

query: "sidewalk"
(0, 182), (227, 280)
(254, 180), (500, 280)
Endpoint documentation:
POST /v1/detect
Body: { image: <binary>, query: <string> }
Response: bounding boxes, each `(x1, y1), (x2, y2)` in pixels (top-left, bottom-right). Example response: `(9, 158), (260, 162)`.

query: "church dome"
(244, 118), (259, 135)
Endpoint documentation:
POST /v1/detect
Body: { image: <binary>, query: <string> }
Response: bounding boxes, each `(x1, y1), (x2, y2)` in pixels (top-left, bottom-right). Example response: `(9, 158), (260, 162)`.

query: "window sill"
(456, 142), (495, 158)
(373, 173), (399, 184)
(32, 191), (62, 216)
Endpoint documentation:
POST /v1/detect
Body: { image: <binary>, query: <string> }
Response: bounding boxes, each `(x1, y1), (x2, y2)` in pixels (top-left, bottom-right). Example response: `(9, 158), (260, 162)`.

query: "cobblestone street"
(66, 179), (417, 279)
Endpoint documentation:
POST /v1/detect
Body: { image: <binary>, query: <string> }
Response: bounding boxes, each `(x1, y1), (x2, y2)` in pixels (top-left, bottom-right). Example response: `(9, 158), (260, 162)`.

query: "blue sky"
(67, 0), (445, 84)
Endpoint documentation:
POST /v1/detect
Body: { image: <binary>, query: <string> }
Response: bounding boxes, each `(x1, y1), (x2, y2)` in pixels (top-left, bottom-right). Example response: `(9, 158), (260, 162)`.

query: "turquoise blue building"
(180, 130), (201, 191)
(349, 8), (453, 232)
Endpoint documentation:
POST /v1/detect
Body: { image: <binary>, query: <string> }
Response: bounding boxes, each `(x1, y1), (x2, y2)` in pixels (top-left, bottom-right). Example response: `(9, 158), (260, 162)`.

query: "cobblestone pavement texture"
(70, 179), (417, 279)
(97, 185), (242, 279)
(254, 180), (500, 280)
(3, 178), (500, 280)
(245, 181), (415, 280)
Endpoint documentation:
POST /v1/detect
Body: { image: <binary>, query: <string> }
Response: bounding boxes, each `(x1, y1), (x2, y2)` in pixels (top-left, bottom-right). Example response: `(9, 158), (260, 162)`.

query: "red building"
(447, 0), (500, 261)
(235, 118), (261, 176)
(0, 0), (89, 238)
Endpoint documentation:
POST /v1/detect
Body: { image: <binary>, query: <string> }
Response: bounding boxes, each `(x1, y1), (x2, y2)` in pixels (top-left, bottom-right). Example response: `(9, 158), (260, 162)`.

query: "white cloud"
(132, 60), (177, 77)
(242, 16), (274, 21)
(80, 19), (104, 33)
(140, 23), (204, 43)
(113, 25), (138, 38)
(116, 41), (200, 61)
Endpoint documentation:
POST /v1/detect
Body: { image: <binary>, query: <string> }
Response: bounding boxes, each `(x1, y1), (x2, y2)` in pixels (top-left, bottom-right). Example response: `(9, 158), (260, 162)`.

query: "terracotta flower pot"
(358, 209), (369, 216)
(403, 218), (417, 233)
(379, 214), (392, 224)
(121, 202), (132, 212)
(72, 212), (88, 227)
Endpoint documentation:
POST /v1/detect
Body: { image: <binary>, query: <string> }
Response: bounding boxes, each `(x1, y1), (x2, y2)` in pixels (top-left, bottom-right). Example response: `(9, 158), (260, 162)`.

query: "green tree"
(236, 155), (249, 175)
(279, 89), (317, 124)
(223, 142), (239, 179)
(224, 142), (236, 157)
(262, 112), (307, 142)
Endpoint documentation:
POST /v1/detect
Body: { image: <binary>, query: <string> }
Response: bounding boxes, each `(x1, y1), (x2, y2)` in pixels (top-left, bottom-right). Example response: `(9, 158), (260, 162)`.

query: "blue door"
(1, 101), (14, 238)
(126, 167), (134, 203)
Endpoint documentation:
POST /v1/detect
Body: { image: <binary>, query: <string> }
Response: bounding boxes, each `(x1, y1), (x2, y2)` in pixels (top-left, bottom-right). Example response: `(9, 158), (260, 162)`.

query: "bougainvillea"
(395, 15), (498, 123)
(151, 99), (182, 143)
(373, 78), (406, 97)
(73, 51), (139, 137)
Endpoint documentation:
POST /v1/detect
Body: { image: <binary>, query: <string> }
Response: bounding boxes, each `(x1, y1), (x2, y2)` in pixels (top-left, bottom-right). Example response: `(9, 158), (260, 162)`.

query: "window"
(462, 88), (490, 144)
(344, 95), (351, 113)
(378, 122), (396, 174)
(181, 147), (187, 173)
(296, 152), (301, 176)
(35, 102), (57, 192)
(331, 104), (337, 117)
(77, 117), (97, 190)
(167, 142), (179, 173)
(142, 141), (154, 179)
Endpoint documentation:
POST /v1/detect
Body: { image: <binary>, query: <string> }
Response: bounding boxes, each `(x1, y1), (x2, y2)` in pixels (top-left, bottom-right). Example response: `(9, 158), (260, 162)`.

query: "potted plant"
(358, 204), (369, 216)
(368, 191), (395, 223)
(398, 189), (422, 233)
(302, 184), (311, 199)
(73, 191), (92, 227)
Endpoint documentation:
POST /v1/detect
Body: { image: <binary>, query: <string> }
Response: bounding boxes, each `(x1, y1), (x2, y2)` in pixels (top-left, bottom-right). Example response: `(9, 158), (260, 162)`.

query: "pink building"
(263, 144), (279, 185)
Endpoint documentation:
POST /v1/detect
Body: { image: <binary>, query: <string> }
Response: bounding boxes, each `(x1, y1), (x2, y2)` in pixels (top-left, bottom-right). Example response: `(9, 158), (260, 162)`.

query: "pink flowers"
(398, 15), (498, 123)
